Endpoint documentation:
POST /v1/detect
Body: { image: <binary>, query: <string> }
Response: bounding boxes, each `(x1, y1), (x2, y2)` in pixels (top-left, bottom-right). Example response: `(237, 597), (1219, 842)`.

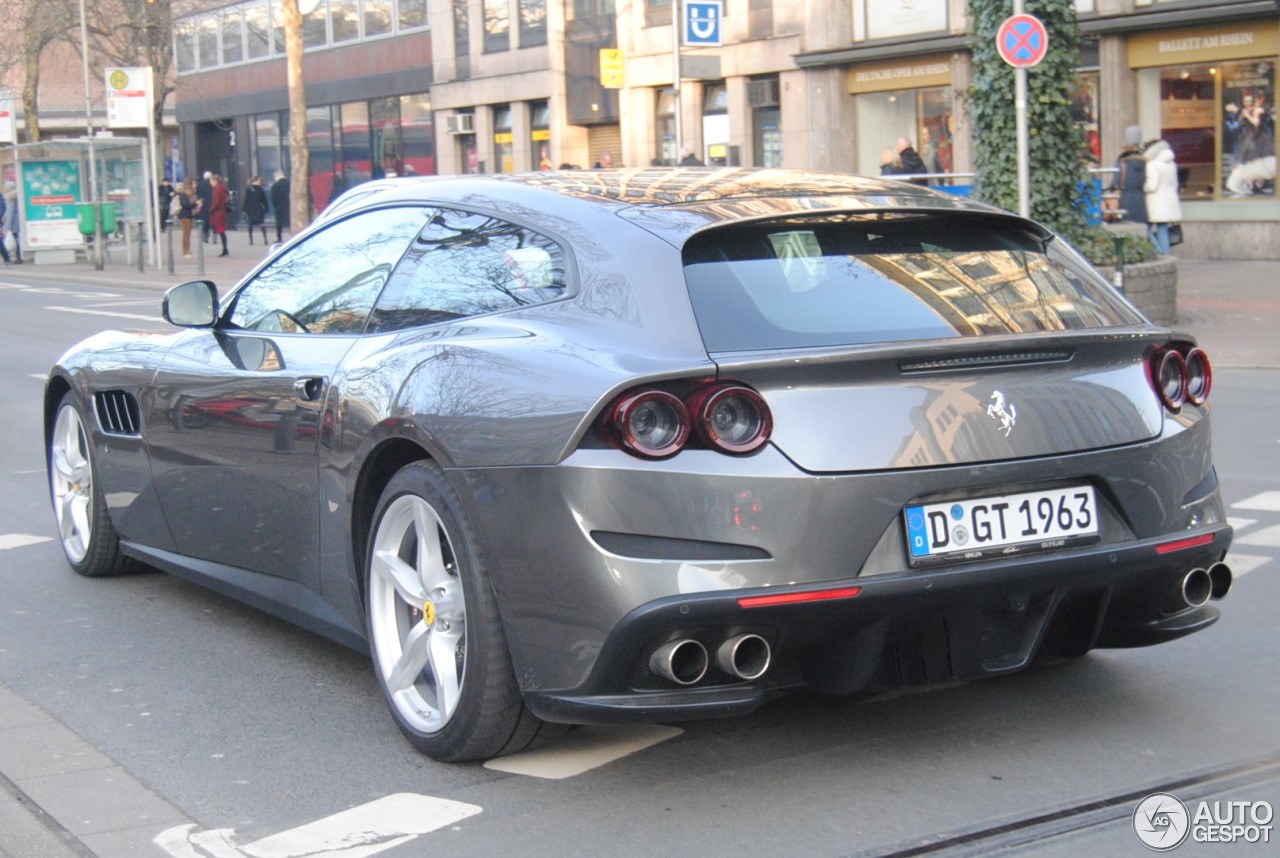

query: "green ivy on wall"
(968, 0), (1092, 246)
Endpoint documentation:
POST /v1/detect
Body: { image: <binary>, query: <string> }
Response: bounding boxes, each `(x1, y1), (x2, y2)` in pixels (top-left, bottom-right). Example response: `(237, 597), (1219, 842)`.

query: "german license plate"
(904, 486), (1099, 565)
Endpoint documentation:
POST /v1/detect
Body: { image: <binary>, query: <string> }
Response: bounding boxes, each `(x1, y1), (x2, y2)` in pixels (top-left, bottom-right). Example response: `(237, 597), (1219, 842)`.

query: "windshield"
(682, 212), (1141, 352)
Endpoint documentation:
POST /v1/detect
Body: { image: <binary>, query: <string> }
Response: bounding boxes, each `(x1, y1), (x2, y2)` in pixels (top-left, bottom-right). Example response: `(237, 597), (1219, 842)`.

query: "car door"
(146, 206), (431, 587)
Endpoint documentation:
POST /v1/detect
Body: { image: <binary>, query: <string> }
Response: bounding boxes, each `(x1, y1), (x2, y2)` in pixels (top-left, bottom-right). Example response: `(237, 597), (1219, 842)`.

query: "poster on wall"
(867, 0), (947, 40)
(23, 160), (85, 248)
(1221, 61), (1275, 198)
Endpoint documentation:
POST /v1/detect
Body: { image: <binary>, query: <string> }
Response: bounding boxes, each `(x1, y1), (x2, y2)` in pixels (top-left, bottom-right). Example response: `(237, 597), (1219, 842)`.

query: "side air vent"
(94, 390), (142, 436)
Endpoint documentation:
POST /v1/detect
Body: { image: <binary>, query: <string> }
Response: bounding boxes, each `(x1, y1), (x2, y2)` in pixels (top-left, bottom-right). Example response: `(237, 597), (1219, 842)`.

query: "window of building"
(254, 113), (286, 185)
(245, 2), (271, 60)
(656, 88), (676, 165)
(643, 0), (671, 28)
(364, 0), (393, 37)
(331, 0), (360, 43)
(197, 16), (220, 69)
(484, 0), (510, 52)
(339, 101), (371, 188)
(855, 87), (952, 179)
(702, 83), (729, 166)
(368, 209), (569, 333)
(400, 0), (429, 31)
(748, 75), (782, 167)
(570, 0), (617, 22)
(1151, 61), (1275, 201)
(175, 21), (198, 73)
(749, 0), (772, 39)
(519, 0), (547, 47)
(493, 105), (514, 173)
(307, 106), (337, 212)
(303, 1), (329, 48)
(371, 97), (403, 177)
(531, 100), (551, 169)
(222, 8), (245, 65)
(400, 93), (435, 176)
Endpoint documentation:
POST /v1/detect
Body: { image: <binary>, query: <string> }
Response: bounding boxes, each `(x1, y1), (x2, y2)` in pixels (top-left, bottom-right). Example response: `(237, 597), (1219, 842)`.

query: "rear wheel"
(49, 392), (129, 577)
(365, 461), (559, 761)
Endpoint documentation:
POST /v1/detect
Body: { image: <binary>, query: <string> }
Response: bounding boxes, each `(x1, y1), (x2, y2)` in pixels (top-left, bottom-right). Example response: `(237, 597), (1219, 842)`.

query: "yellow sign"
(494, 132), (513, 144)
(600, 48), (625, 90)
(532, 129), (551, 142)
(1128, 21), (1278, 68)
(847, 54), (952, 94)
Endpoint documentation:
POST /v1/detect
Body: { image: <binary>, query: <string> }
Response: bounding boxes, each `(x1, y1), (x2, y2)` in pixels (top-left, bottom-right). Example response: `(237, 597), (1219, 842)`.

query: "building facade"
(172, 0), (1279, 257)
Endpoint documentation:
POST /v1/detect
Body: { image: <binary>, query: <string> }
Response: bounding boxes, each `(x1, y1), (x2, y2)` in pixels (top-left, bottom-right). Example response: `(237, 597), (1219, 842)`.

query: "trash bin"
(76, 202), (118, 236)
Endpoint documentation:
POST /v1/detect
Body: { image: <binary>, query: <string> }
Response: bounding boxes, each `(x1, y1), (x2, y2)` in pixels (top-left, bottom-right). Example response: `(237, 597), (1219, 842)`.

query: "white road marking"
(44, 305), (160, 322)
(29, 373), (47, 380)
(1232, 491), (1280, 512)
(1224, 553), (1269, 578)
(154, 793), (482, 858)
(483, 724), (682, 779)
(1227, 516), (1257, 532)
(0, 534), (52, 550)
(1233, 524), (1280, 549)
(0, 283), (121, 298)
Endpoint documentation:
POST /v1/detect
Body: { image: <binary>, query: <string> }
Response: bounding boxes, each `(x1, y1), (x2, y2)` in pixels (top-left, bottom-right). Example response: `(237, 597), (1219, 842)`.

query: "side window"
(227, 207), (429, 334)
(367, 208), (568, 333)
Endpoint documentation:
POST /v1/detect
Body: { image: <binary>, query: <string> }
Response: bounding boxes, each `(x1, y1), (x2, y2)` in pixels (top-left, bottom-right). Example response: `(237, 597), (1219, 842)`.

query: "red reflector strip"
(1155, 533), (1216, 555)
(738, 586), (862, 609)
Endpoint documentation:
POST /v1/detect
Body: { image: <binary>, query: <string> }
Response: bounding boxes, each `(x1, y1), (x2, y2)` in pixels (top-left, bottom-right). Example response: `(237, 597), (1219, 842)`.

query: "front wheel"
(49, 392), (129, 577)
(365, 461), (559, 761)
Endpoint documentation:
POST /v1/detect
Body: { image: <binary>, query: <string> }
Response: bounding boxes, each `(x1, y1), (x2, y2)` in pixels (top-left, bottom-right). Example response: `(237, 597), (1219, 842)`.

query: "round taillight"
(1155, 348), (1188, 411)
(609, 391), (690, 458)
(690, 385), (773, 454)
(1184, 347), (1212, 405)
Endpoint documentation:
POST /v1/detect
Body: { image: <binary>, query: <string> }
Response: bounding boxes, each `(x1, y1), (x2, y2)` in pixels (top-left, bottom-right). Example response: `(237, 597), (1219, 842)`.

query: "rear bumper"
(524, 524), (1231, 724)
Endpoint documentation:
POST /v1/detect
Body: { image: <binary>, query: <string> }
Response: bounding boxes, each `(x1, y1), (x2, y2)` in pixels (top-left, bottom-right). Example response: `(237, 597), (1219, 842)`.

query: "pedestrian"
(880, 136), (930, 185)
(241, 176), (269, 245)
(157, 178), (175, 232)
(196, 171), (214, 243)
(1109, 125), (1149, 226)
(1143, 139), (1182, 255)
(210, 174), (231, 257)
(177, 177), (201, 257)
(270, 172), (290, 243)
(679, 148), (705, 166)
(2, 180), (21, 264)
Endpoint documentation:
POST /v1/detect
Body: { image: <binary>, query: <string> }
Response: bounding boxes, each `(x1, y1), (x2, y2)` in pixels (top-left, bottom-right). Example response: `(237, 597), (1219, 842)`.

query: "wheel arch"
(43, 374), (74, 461)
(350, 437), (433, 601)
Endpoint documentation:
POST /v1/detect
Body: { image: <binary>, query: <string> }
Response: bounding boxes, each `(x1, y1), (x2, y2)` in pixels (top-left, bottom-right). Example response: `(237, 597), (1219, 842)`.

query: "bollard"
(197, 220), (205, 275)
(1112, 235), (1125, 294)
(137, 221), (145, 272)
(166, 219), (175, 275)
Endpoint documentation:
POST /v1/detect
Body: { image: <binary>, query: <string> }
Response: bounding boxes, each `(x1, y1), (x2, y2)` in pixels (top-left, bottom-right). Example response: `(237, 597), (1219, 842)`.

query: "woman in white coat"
(1143, 139), (1182, 255)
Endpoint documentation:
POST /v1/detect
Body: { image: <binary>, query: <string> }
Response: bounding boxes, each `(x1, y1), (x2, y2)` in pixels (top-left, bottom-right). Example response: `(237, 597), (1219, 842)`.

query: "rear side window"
(682, 213), (1141, 352)
(367, 208), (568, 333)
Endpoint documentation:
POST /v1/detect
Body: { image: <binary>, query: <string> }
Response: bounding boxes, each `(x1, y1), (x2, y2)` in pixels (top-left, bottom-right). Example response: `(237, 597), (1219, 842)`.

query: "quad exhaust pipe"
(1208, 562), (1232, 600)
(650, 634), (774, 685)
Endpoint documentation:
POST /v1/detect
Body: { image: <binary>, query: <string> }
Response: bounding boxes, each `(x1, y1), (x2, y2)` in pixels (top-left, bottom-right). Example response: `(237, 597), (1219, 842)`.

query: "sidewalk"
(6, 228), (1278, 369)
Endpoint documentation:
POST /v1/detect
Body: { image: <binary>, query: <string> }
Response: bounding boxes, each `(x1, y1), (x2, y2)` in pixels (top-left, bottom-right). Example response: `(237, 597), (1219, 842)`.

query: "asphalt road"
(1, 266), (1277, 857)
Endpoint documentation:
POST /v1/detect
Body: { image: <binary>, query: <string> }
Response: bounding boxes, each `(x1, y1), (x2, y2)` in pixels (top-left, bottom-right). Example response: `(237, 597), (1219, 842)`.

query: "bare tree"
(17, 0), (76, 142)
(281, 0), (311, 233)
(86, 0), (174, 134)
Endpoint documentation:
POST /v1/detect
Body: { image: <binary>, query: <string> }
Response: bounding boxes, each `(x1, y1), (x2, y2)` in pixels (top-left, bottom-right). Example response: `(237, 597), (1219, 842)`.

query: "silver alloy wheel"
(50, 403), (94, 564)
(368, 494), (467, 734)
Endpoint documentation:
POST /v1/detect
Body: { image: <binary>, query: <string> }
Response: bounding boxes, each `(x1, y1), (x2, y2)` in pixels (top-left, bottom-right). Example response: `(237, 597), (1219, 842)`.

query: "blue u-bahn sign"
(685, 1), (723, 47)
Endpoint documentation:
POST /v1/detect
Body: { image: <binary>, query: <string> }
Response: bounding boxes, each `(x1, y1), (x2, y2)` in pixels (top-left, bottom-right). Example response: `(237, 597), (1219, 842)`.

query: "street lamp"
(79, 0), (104, 270)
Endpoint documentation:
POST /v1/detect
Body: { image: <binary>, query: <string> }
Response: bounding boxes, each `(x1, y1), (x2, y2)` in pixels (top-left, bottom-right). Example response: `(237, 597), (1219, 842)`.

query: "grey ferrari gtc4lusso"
(45, 169), (1233, 761)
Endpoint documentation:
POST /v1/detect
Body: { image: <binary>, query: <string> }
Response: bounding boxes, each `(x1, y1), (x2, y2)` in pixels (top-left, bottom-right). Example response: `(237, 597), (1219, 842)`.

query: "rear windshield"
(682, 213), (1140, 352)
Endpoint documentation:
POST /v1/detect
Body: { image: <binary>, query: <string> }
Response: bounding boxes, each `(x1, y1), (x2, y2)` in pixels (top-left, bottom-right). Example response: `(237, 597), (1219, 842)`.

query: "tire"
(49, 392), (129, 577)
(365, 460), (559, 761)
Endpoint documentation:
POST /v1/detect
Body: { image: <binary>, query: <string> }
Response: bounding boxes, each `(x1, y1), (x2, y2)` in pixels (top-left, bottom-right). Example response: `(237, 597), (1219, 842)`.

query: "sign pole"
(997, 5), (1048, 220)
(1013, 0), (1029, 218)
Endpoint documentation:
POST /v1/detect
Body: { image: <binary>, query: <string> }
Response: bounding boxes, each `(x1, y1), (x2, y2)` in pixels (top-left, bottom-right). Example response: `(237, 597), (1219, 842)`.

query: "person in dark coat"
(209, 175), (231, 257)
(1110, 125), (1149, 226)
(270, 172), (291, 243)
(241, 176), (269, 245)
(157, 178), (175, 232)
(196, 171), (214, 243)
(880, 137), (930, 186)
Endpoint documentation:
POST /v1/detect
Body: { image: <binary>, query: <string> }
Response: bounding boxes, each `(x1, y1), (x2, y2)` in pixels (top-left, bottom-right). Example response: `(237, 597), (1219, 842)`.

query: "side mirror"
(163, 280), (219, 328)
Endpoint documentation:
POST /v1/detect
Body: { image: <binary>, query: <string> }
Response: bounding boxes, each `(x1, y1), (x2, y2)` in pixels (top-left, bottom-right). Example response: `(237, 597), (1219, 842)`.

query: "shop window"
(855, 87), (952, 181)
(493, 106), (514, 173)
(400, 92), (436, 176)
(339, 102), (371, 189)
(372, 97), (403, 178)
(1220, 61), (1275, 199)
(531, 101), (552, 169)
(656, 89), (676, 165)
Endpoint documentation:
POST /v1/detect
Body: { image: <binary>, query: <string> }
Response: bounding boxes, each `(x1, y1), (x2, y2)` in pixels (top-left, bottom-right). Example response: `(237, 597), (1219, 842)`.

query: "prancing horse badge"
(987, 390), (1017, 437)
